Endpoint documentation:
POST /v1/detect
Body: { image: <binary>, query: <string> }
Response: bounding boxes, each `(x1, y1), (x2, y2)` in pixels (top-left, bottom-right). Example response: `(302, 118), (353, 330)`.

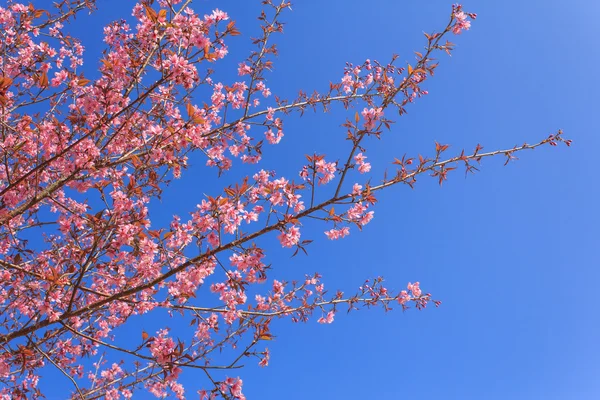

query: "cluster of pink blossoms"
(265, 117), (284, 144)
(324, 227), (351, 240)
(278, 226), (301, 248)
(198, 377), (243, 400)
(346, 202), (375, 227)
(238, 62), (253, 76)
(397, 282), (423, 306)
(341, 60), (375, 93)
(452, 4), (476, 34)
(354, 153), (371, 173)
(362, 107), (384, 130)
(318, 311), (335, 324)
(315, 159), (337, 184)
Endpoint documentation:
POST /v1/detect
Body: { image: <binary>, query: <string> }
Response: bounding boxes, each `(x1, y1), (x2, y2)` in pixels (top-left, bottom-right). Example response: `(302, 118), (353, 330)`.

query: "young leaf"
(38, 71), (48, 88)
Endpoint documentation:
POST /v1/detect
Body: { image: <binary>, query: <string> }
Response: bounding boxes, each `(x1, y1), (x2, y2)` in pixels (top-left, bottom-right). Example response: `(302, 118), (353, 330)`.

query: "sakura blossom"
(354, 152), (372, 173)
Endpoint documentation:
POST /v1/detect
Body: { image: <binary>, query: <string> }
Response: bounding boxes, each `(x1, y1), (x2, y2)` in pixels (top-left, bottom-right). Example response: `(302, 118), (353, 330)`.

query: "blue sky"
(31, 0), (600, 398)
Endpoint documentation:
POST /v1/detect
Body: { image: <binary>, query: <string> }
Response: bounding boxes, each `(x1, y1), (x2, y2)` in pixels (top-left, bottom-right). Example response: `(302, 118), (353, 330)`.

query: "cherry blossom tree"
(0, 0), (569, 398)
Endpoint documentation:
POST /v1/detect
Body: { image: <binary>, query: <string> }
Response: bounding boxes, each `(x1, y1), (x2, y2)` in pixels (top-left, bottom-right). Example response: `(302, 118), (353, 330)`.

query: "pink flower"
(272, 280), (284, 295)
(318, 311), (335, 324)
(299, 166), (309, 181)
(51, 70), (69, 87)
(360, 211), (374, 226)
(354, 153), (371, 174)
(315, 159), (337, 184)
(207, 231), (220, 247)
(407, 282), (422, 297)
(256, 81), (271, 97)
(452, 6), (472, 35)
(347, 202), (367, 220)
(258, 348), (270, 367)
(361, 107), (384, 130)
(148, 329), (176, 365)
(205, 9), (229, 24)
(278, 226), (300, 248)
(223, 377), (244, 399)
(265, 128), (283, 144)
(398, 290), (410, 305)
(266, 107), (275, 121)
(238, 63), (252, 76)
(324, 227), (350, 240)
(341, 73), (354, 93)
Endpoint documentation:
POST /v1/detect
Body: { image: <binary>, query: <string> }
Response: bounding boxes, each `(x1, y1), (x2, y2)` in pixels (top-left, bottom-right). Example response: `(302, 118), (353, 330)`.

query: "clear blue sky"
(36, 0), (600, 398)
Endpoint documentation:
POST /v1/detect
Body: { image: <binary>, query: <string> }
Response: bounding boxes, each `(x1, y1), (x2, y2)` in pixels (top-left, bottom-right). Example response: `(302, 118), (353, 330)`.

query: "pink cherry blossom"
(452, 11), (471, 34)
(316, 159), (337, 184)
(354, 153), (372, 173)
(407, 282), (422, 297)
(238, 63), (253, 76)
(324, 227), (351, 240)
(278, 226), (301, 248)
(361, 107), (384, 130)
(318, 311), (335, 324)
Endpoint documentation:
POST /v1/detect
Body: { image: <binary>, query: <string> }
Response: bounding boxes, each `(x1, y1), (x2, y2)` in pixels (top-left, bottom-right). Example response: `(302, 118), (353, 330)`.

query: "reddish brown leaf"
(0, 77), (13, 90)
(33, 9), (47, 19)
(38, 71), (48, 88)
(144, 6), (158, 22)
(186, 103), (195, 119)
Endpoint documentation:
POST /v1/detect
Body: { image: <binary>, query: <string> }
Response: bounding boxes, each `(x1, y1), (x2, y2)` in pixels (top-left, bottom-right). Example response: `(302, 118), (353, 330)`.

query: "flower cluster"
(452, 4), (476, 35)
(354, 153), (372, 173)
